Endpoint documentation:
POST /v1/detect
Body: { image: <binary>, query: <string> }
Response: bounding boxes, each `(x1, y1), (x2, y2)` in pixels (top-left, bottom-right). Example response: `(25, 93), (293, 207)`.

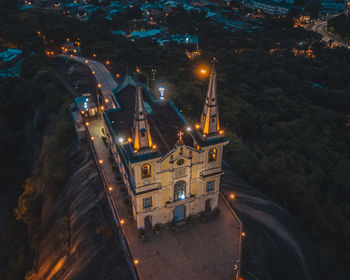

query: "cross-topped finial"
(177, 131), (184, 144)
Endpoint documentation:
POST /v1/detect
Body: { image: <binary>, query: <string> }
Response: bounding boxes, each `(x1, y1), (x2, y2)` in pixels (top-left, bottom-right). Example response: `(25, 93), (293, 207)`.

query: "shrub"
(213, 207), (221, 217)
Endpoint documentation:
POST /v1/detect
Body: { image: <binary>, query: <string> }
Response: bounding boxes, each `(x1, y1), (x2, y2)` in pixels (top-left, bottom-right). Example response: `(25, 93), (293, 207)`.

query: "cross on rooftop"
(177, 131), (184, 144)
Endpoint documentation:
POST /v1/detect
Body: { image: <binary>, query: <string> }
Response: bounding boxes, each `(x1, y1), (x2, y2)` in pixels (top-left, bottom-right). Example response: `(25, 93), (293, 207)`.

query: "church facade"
(103, 63), (228, 230)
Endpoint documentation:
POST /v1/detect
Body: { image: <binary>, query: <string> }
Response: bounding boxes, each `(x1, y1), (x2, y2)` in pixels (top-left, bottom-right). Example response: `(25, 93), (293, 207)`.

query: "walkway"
(60, 55), (118, 109)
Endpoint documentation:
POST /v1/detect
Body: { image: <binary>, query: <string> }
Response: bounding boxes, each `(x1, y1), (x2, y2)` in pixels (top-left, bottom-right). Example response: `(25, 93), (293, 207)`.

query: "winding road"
(60, 55), (118, 109)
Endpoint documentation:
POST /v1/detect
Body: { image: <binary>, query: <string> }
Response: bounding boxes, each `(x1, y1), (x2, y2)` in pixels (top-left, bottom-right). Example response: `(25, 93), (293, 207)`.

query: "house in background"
(0, 48), (23, 78)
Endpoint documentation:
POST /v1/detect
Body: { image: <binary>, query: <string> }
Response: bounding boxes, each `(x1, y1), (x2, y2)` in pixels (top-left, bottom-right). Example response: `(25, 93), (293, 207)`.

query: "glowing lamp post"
(159, 87), (165, 100)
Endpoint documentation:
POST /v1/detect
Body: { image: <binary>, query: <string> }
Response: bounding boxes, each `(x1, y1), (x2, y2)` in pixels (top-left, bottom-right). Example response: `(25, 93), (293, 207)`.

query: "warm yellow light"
(100, 106), (105, 110)
(92, 71), (95, 74)
(50, 51), (54, 55)
(93, 53), (96, 57)
(105, 98), (109, 103)
(70, 54), (73, 57)
(108, 186), (113, 191)
(230, 193), (235, 199)
(46, 51), (50, 55)
(219, 130), (224, 135)
(66, 38), (70, 42)
(85, 59), (88, 63)
(152, 144), (157, 149)
(98, 84), (102, 88)
(73, 49), (77, 53)
(127, 137), (132, 143)
(81, 110), (85, 114)
(195, 124), (200, 129)
(134, 259), (139, 265)
(200, 69), (206, 74)
(116, 73), (120, 78)
(85, 122), (90, 126)
(90, 136), (94, 140)
(136, 68), (140, 73)
(99, 159), (103, 164)
(120, 219), (125, 224)
(241, 232), (246, 237)
(106, 60), (110, 65)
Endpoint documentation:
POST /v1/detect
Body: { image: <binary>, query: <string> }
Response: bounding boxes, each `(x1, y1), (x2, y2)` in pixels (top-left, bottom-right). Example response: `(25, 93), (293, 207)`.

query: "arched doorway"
(144, 215), (152, 232)
(205, 199), (211, 213)
(173, 205), (185, 222)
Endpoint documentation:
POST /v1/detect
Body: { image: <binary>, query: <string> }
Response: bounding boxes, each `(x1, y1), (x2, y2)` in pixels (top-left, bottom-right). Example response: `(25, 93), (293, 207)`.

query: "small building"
(74, 94), (98, 117)
(70, 106), (86, 141)
(103, 63), (229, 230)
(0, 48), (23, 78)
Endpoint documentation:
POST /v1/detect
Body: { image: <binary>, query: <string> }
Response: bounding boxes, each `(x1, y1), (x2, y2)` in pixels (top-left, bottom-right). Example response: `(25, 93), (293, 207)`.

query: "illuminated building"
(103, 63), (228, 229)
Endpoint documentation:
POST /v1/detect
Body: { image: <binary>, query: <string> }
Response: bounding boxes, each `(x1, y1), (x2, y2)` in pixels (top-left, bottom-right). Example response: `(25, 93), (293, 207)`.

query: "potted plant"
(186, 215), (194, 228)
(199, 211), (206, 222)
(154, 223), (161, 235)
(213, 207), (221, 218)
(170, 220), (177, 231)
(138, 228), (146, 240)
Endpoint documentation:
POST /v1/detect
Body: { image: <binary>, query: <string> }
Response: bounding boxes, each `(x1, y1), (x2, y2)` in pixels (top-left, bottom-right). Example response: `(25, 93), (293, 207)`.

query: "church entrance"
(205, 199), (211, 213)
(144, 215), (152, 232)
(173, 205), (185, 222)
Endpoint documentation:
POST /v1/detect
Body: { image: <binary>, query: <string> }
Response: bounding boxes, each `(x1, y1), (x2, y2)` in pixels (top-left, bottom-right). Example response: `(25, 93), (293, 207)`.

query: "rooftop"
(104, 75), (228, 166)
(105, 80), (194, 158)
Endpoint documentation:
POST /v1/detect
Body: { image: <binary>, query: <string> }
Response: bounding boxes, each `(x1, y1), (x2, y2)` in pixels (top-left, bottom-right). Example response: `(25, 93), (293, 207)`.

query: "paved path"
(87, 119), (242, 280)
(60, 55), (118, 109)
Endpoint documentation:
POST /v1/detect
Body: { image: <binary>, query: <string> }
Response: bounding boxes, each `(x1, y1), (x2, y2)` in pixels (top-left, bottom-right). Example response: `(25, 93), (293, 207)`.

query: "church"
(103, 63), (228, 230)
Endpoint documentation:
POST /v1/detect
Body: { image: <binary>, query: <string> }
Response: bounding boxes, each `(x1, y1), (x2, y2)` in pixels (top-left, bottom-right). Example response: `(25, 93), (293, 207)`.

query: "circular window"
(177, 158), (184, 165)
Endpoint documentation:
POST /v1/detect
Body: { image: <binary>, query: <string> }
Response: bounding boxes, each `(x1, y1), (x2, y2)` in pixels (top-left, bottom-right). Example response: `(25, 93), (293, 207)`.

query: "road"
(60, 55), (118, 110)
(221, 162), (342, 280)
(306, 15), (350, 48)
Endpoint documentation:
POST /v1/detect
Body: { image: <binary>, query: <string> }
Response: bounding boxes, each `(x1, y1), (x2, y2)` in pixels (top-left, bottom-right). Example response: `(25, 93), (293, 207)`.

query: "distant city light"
(85, 59), (88, 63)
(230, 193), (235, 199)
(99, 159), (103, 164)
(159, 87), (165, 100)
(152, 144), (157, 149)
(105, 98), (109, 103)
(186, 126), (192, 132)
(90, 136), (94, 140)
(118, 137), (125, 143)
(85, 122), (90, 126)
(106, 60), (110, 65)
(241, 232), (246, 237)
(108, 186), (113, 191)
(120, 219), (125, 224)
(127, 137), (132, 143)
(98, 84), (102, 88)
(134, 259), (139, 265)
(195, 124), (200, 129)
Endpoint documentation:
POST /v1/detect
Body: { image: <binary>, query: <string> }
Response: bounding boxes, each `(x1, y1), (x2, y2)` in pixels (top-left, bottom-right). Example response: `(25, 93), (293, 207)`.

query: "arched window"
(141, 164), (151, 178)
(174, 180), (186, 201)
(208, 148), (217, 162)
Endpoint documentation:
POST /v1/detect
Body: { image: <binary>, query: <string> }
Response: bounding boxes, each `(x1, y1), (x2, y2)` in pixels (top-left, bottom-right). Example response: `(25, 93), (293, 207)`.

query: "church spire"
(199, 61), (220, 136)
(133, 85), (153, 151)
